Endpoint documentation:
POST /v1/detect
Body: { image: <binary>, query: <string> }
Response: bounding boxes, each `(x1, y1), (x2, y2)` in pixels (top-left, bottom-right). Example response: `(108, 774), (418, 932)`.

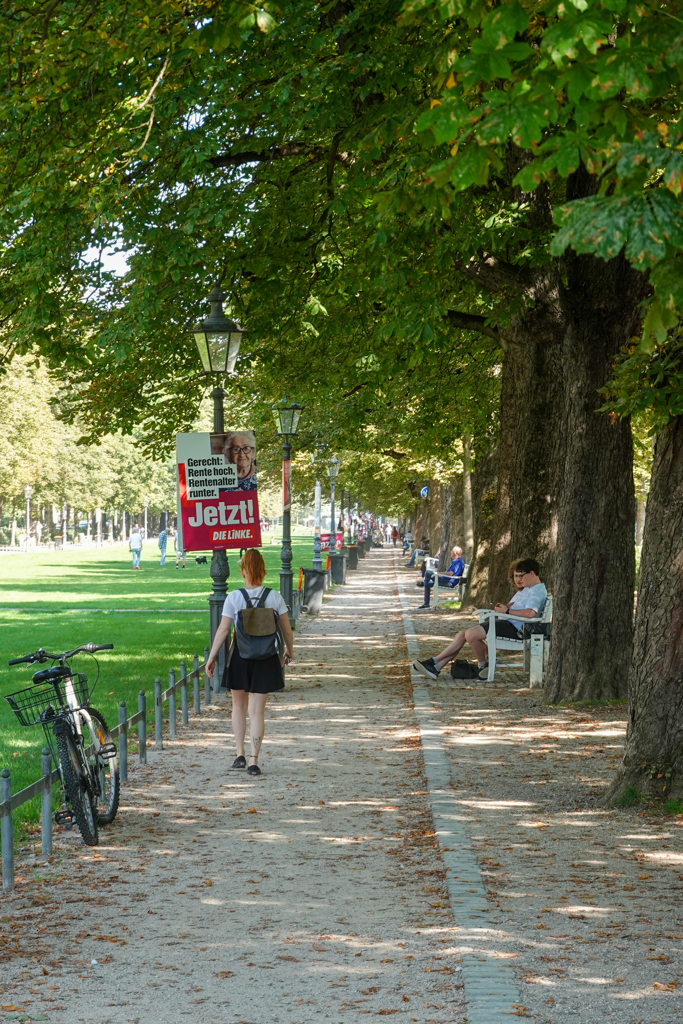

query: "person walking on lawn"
(158, 527), (167, 566)
(417, 545), (465, 609)
(413, 558), (546, 680)
(129, 526), (142, 569)
(205, 549), (294, 777)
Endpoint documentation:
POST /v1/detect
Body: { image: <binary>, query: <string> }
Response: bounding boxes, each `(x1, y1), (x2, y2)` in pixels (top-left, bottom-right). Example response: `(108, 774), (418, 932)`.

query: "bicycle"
(4, 643), (119, 847)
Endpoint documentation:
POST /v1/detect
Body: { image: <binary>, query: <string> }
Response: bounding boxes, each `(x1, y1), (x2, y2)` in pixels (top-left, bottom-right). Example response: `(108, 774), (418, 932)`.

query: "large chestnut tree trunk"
(611, 416), (683, 799)
(545, 252), (643, 702)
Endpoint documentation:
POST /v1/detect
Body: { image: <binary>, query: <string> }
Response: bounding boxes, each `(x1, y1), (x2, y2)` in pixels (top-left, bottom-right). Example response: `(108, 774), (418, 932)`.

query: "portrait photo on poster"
(210, 429), (257, 491)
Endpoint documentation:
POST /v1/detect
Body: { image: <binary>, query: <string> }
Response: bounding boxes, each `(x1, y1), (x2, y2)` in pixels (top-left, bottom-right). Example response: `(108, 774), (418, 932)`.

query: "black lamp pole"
(272, 401), (302, 621)
(208, 382), (230, 689)
(280, 437), (293, 615)
(192, 285), (245, 692)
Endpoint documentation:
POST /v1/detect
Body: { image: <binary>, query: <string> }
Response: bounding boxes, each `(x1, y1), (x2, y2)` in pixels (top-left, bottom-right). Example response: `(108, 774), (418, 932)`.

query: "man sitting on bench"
(417, 545), (465, 609)
(413, 557), (546, 679)
(406, 536), (429, 568)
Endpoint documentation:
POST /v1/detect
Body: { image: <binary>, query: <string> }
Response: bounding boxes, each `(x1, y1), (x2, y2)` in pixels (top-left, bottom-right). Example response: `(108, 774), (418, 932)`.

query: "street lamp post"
(313, 479), (322, 570)
(192, 284), (246, 687)
(273, 401), (303, 619)
(24, 486), (33, 545)
(328, 457), (346, 584)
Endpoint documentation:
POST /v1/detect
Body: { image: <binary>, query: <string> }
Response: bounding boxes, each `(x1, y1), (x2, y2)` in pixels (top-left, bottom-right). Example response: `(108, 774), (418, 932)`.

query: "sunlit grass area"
(0, 533), (317, 830)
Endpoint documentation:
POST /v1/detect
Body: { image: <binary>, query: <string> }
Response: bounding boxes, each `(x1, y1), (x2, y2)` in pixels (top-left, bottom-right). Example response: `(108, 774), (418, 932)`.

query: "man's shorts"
(482, 619), (522, 640)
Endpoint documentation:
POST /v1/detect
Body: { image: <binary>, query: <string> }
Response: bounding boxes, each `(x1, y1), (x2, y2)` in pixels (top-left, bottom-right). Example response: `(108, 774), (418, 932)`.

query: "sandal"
(231, 755), (247, 769)
(247, 762), (261, 777)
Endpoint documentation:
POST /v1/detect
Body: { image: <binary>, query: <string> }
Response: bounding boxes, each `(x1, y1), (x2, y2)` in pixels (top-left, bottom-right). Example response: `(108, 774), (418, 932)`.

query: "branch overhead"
(445, 309), (499, 341)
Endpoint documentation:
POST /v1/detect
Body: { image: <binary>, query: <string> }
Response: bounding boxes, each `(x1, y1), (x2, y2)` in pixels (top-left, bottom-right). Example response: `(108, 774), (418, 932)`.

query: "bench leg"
(487, 611), (496, 683)
(530, 634), (544, 688)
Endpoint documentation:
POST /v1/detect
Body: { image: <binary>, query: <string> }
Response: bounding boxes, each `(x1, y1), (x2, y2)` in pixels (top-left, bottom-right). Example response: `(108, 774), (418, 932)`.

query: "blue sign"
(420, 485), (429, 499)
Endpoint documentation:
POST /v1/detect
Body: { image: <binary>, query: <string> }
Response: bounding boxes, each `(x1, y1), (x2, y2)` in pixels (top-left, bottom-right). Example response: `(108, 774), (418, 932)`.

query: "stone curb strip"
(395, 554), (523, 1023)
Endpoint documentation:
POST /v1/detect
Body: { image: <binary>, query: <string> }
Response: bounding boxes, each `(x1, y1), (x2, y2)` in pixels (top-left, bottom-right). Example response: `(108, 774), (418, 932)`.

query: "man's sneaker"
(478, 662), (490, 680)
(413, 658), (440, 680)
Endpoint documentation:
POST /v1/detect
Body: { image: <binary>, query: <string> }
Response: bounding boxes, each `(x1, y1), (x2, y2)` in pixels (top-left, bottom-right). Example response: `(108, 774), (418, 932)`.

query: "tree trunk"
(439, 482), (452, 570)
(610, 416), (683, 799)
(462, 447), (497, 607)
(546, 252), (642, 703)
(462, 436), (474, 566)
(487, 292), (565, 603)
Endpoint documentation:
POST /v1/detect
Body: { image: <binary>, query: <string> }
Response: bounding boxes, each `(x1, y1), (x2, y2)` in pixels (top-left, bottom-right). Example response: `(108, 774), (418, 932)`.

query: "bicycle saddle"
(32, 665), (72, 684)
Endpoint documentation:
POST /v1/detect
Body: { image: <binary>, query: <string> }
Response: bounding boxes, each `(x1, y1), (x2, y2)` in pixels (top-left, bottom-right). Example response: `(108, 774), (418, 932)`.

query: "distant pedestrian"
(174, 530), (186, 568)
(205, 549), (294, 777)
(158, 527), (167, 566)
(129, 526), (142, 569)
(391, 526), (399, 548)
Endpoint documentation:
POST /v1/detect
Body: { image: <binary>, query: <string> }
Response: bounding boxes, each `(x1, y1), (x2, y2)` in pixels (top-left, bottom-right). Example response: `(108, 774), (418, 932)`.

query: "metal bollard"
(180, 661), (189, 725)
(118, 701), (128, 783)
(204, 646), (211, 705)
(41, 748), (52, 856)
(168, 669), (177, 739)
(1, 769), (14, 891)
(155, 678), (163, 750)
(138, 690), (147, 764)
(193, 653), (200, 713)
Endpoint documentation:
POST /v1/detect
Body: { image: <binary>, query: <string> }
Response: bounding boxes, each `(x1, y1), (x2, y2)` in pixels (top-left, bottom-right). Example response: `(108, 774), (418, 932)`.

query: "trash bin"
(302, 568), (327, 616)
(329, 553), (347, 584)
(347, 544), (359, 570)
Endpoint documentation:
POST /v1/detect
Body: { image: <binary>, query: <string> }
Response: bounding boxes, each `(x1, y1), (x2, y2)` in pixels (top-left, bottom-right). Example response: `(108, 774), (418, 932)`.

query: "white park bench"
(474, 595), (553, 686)
(422, 556), (469, 607)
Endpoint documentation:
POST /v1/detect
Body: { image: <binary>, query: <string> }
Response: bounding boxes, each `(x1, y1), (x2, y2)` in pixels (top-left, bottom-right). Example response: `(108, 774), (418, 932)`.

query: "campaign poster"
(320, 532), (343, 552)
(176, 430), (262, 552)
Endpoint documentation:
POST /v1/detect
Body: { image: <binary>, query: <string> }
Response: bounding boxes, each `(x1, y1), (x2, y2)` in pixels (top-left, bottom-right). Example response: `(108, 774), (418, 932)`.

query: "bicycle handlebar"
(7, 643), (114, 667)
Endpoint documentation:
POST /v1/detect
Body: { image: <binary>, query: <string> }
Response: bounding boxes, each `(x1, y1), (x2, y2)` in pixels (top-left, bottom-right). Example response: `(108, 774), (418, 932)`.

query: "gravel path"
(397, 552), (683, 1023)
(3, 548), (681, 1024)
(1, 549), (466, 1023)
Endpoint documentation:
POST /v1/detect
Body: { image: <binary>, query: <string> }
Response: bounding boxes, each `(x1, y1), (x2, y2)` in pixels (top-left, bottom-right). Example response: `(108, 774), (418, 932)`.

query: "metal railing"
(1, 648), (210, 891)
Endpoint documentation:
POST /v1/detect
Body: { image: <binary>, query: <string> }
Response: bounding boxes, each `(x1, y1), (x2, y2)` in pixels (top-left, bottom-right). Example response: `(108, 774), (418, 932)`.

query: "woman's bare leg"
(433, 625), (488, 670)
(248, 692), (268, 763)
(231, 690), (248, 757)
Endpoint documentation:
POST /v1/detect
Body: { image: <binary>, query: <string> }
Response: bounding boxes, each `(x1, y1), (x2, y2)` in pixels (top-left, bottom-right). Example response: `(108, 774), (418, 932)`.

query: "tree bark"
(439, 482), (452, 570)
(546, 252), (642, 703)
(462, 435), (474, 566)
(610, 416), (683, 799)
(487, 274), (565, 603)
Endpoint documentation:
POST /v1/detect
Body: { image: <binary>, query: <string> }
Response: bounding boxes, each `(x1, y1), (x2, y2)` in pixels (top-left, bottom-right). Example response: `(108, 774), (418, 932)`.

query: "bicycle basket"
(4, 673), (91, 727)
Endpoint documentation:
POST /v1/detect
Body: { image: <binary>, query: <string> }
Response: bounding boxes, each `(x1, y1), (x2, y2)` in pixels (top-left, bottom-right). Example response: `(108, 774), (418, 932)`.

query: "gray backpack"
(234, 588), (283, 661)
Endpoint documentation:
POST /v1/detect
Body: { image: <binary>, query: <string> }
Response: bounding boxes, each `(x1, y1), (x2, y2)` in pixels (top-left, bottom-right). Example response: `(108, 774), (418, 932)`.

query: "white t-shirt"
(130, 533), (142, 550)
(222, 586), (288, 620)
(502, 583), (547, 625)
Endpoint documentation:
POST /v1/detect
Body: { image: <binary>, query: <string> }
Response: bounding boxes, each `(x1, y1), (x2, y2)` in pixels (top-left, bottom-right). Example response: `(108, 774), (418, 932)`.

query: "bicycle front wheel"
(86, 707), (120, 825)
(57, 728), (99, 846)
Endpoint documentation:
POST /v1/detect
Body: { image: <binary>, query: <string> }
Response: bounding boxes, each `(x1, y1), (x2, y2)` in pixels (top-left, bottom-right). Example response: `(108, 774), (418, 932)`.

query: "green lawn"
(0, 533), (317, 833)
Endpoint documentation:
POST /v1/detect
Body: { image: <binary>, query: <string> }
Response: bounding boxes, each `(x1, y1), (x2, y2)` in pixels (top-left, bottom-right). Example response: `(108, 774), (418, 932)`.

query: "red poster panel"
(176, 431), (262, 552)
(320, 532), (343, 552)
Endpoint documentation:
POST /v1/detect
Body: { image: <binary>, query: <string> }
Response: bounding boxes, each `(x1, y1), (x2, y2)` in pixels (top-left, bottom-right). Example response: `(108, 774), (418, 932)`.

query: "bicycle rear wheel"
(85, 707), (120, 825)
(56, 728), (98, 846)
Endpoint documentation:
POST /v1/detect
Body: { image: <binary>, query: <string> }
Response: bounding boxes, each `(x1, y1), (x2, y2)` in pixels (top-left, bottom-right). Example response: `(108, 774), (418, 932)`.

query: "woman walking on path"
(205, 549), (294, 776)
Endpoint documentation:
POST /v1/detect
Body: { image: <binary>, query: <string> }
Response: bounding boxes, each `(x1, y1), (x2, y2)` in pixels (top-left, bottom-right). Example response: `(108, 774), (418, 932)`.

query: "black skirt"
(222, 644), (284, 694)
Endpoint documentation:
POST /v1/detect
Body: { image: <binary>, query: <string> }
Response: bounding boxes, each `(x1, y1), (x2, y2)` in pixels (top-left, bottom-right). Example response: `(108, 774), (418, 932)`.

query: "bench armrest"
(474, 608), (542, 621)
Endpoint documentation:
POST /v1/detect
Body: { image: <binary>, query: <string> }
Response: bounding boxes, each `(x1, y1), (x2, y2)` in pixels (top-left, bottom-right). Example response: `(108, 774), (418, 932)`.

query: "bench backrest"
(541, 594), (553, 623)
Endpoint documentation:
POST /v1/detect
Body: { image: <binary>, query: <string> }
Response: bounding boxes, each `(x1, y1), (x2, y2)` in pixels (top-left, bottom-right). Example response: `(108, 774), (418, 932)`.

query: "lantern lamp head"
(193, 284), (245, 377)
(327, 457), (341, 480)
(24, 486), (33, 500)
(273, 400), (303, 437)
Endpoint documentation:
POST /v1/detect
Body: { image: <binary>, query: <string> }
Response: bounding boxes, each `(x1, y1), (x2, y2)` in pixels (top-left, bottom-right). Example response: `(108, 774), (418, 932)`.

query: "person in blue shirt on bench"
(417, 546), (465, 609)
